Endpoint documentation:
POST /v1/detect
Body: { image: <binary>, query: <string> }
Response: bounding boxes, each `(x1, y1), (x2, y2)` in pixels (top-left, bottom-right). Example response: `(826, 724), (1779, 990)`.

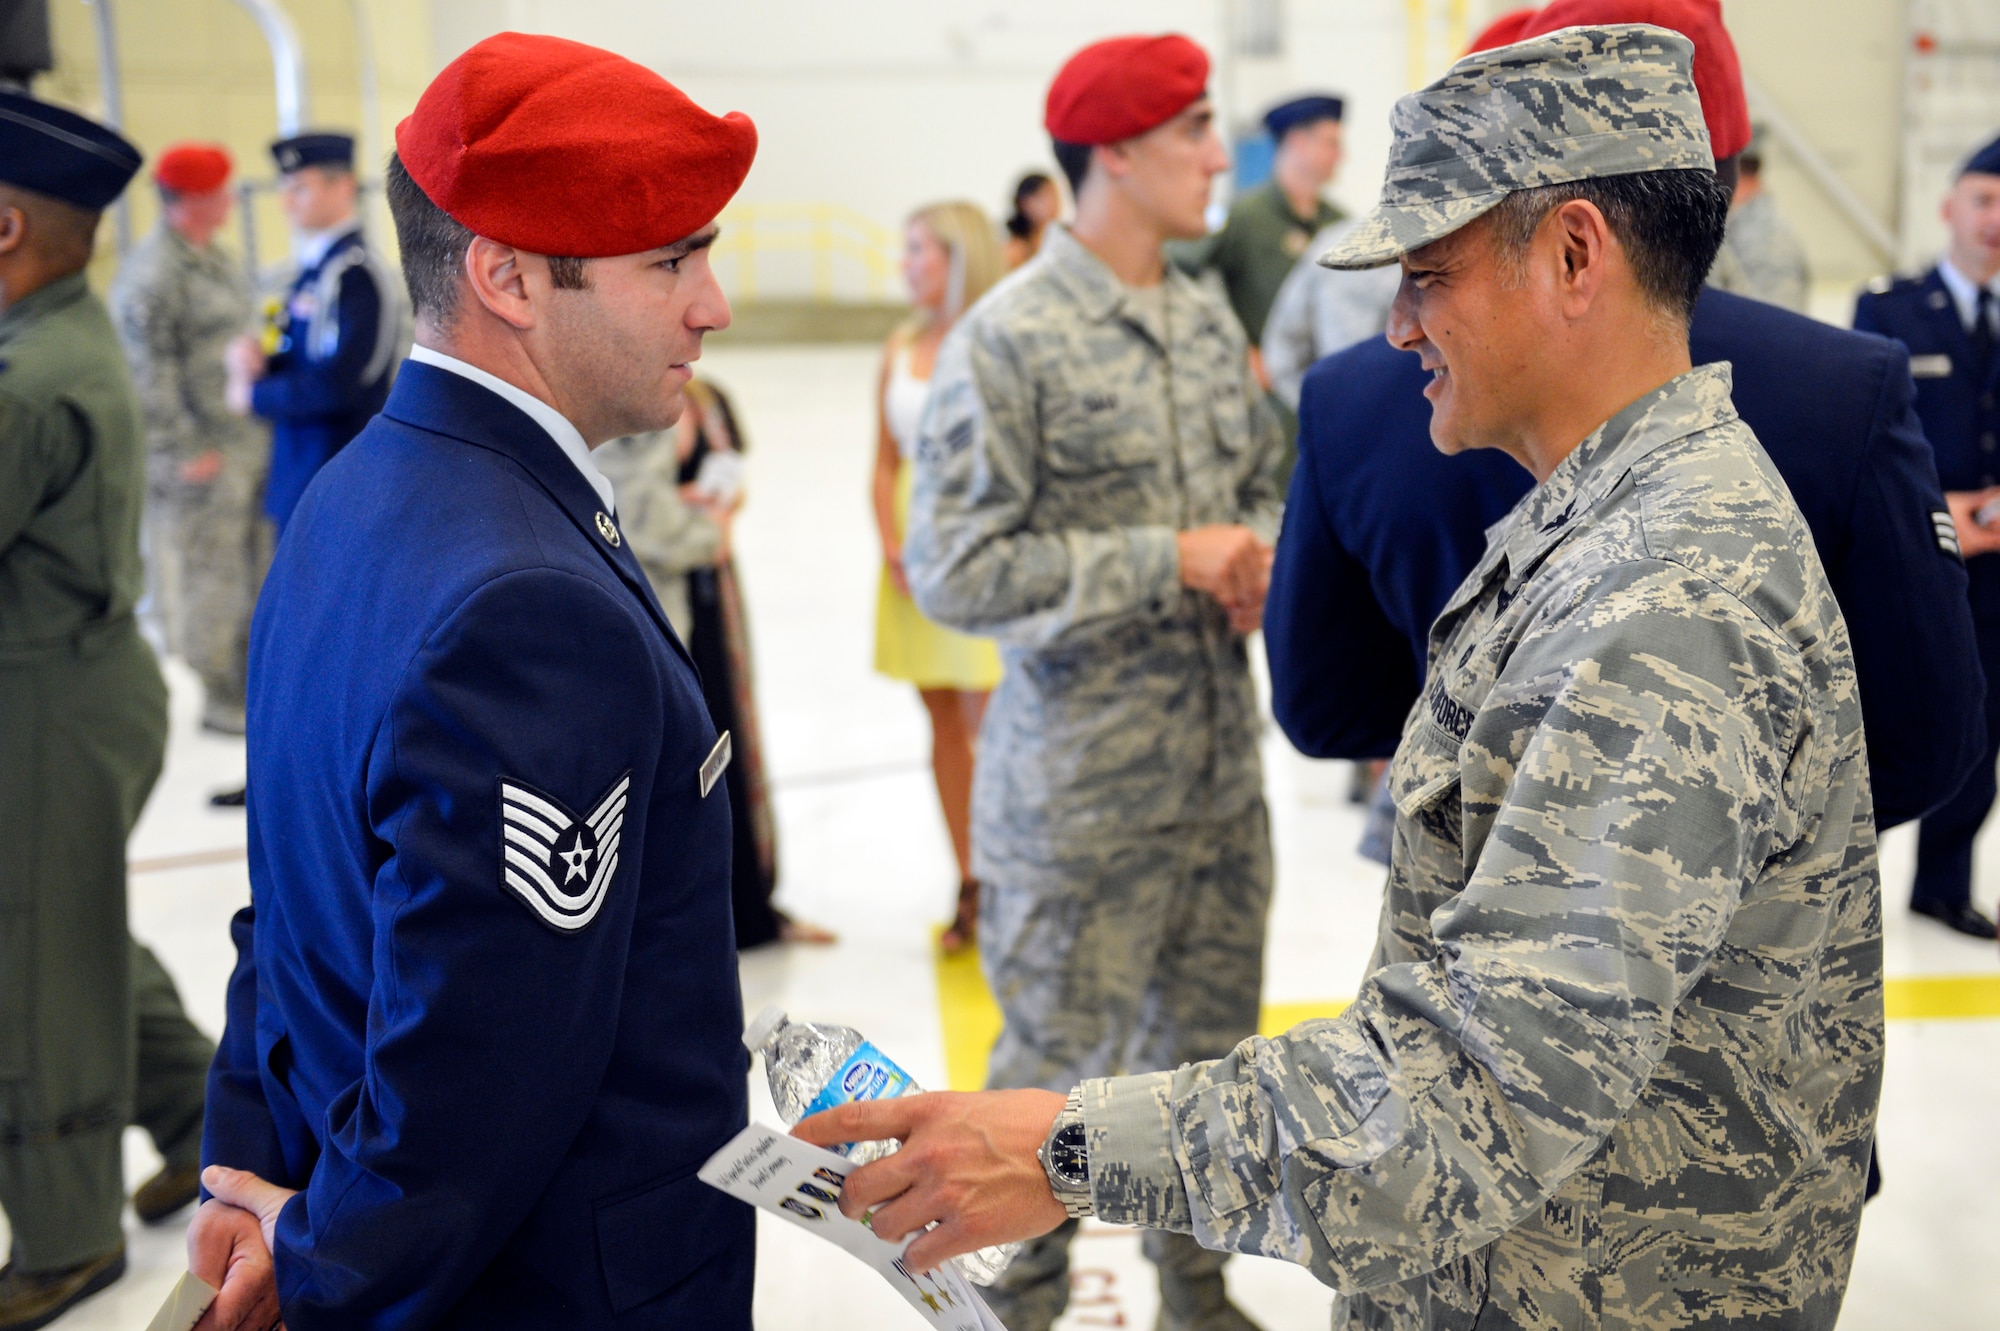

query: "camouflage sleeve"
(604, 435), (723, 581)
(115, 269), (201, 489)
(1082, 559), (1814, 1288)
(903, 316), (1182, 647)
(1260, 259), (1319, 412)
(1239, 367), (1287, 549)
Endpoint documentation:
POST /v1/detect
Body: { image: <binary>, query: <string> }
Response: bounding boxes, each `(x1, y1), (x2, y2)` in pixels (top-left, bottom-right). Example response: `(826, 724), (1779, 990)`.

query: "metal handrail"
(710, 202), (900, 302)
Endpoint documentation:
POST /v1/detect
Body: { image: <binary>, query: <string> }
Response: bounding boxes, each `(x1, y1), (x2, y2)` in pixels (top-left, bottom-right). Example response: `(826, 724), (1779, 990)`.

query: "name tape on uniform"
(701, 731), (733, 798)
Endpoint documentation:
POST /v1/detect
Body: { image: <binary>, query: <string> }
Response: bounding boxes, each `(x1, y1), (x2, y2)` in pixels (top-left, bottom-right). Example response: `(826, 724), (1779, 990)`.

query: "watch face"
(1050, 1122), (1090, 1186)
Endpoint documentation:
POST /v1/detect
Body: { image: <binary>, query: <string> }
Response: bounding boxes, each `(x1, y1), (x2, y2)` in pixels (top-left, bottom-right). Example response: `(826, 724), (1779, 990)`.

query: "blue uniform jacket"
(205, 362), (754, 1329)
(1267, 284), (1984, 830)
(253, 227), (397, 527)
(1854, 266), (2000, 620)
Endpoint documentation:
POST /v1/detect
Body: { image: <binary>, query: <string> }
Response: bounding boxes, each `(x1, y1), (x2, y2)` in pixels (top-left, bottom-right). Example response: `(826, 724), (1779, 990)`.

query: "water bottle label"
(802, 1041), (914, 1149)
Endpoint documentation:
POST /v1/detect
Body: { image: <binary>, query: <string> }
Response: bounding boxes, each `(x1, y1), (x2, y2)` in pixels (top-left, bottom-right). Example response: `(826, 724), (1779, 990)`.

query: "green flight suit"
(0, 273), (214, 1272)
(1169, 180), (1344, 345)
(1170, 182), (1344, 476)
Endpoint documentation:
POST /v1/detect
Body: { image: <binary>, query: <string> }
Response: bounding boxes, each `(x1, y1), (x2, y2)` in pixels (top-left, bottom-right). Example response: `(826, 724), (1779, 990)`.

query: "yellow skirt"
(874, 466), (1002, 691)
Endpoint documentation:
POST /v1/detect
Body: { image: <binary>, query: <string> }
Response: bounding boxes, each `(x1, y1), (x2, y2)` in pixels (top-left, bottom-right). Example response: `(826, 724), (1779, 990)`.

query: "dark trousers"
(1914, 615), (2000, 909)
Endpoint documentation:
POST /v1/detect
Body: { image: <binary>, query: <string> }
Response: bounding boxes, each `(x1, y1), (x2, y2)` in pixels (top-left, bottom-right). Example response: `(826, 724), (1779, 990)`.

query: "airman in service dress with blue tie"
(806, 27), (1884, 1331)
(225, 132), (401, 533)
(0, 94), (216, 1331)
(186, 35), (763, 1331)
(1853, 133), (2000, 939)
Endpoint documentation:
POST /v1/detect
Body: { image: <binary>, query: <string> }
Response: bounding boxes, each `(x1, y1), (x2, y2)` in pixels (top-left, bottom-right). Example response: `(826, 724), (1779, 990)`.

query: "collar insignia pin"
(595, 511), (621, 547)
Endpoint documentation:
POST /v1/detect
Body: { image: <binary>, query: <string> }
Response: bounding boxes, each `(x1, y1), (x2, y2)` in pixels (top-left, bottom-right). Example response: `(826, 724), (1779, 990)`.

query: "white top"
(1937, 257), (2000, 336)
(884, 342), (931, 461)
(407, 344), (616, 515)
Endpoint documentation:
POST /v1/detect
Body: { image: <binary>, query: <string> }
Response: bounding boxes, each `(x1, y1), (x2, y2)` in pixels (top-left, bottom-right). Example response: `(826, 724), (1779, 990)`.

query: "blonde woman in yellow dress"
(874, 201), (1005, 952)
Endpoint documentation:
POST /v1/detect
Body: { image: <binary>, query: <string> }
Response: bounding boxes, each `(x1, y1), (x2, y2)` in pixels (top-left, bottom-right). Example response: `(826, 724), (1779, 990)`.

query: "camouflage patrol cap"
(1319, 24), (1713, 270)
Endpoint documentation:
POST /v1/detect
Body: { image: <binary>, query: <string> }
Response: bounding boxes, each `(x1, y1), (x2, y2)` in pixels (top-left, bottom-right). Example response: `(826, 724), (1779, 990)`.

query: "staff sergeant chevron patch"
(499, 773), (631, 932)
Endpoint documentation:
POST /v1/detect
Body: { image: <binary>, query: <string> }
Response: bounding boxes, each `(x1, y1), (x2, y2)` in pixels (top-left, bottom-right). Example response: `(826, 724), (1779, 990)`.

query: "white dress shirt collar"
(1936, 257), (2000, 336)
(407, 345), (616, 515)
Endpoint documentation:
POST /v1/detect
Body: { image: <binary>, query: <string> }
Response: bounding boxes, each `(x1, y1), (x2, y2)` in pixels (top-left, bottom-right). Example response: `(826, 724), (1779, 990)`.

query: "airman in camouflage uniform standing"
(805, 27), (1883, 1331)
(110, 144), (267, 735)
(904, 33), (1286, 1331)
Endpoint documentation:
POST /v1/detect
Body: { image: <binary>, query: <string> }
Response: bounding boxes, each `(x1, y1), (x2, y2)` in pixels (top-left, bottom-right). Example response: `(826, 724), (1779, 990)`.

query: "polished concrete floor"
(16, 345), (1999, 1330)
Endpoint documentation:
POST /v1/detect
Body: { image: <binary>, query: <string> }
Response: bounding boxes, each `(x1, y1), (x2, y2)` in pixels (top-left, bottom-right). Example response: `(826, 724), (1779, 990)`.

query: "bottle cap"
(743, 1004), (787, 1053)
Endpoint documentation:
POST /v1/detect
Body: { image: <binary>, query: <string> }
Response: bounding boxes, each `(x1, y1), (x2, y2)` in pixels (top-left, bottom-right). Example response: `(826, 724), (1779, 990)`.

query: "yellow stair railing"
(710, 202), (901, 302)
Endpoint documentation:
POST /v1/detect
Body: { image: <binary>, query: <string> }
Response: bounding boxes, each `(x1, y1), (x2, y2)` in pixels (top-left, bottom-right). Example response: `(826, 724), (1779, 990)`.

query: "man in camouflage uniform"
(902, 32), (1286, 1331)
(1710, 125), (1810, 312)
(807, 26), (1883, 1331)
(111, 143), (268, 737)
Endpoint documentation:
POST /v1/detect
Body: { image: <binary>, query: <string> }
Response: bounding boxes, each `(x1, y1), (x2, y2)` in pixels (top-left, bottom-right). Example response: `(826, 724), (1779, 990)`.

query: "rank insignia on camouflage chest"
(499, 772), (630, 932)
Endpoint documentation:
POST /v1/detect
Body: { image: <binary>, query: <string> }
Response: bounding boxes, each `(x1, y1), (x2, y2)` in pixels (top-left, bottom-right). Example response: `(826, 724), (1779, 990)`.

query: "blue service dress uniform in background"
(1267, 284), (1985, 837)
(252, 138), (400, 529)
(1855, 259), (2000, 932)
(203, 358), (755, 1329)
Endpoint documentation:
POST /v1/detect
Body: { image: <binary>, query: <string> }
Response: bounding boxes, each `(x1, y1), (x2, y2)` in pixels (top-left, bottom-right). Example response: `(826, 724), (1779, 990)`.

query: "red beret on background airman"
(153, 141), (232, 195)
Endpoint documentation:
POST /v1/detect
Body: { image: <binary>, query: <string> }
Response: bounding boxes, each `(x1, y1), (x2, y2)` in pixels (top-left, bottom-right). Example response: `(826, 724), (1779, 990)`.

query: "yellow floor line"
(935, 947), (2000, 1092)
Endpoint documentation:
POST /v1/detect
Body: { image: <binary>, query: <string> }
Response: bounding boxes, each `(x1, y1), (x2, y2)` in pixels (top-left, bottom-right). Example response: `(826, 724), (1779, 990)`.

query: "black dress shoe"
(0, 1248), (126, 1330)
(1910, 897), (1999, 939)
(209, 785), (247, 808)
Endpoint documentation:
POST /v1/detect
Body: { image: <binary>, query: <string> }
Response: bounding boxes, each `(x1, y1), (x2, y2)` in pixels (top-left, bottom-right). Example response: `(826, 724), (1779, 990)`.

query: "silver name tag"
(1910, 353), (1953, 379)
(700, 731), (733, 798)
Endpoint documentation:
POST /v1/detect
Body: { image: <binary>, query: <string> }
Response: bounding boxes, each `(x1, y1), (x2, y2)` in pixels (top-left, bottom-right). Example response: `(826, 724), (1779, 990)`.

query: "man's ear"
(1551, 198), (1611, 317)
(463, 236), (536, 331)
(0, 205), (25, 258)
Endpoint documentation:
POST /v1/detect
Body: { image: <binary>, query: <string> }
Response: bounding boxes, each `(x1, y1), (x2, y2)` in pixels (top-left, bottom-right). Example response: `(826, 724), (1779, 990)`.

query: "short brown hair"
(385, 152), (590, 328)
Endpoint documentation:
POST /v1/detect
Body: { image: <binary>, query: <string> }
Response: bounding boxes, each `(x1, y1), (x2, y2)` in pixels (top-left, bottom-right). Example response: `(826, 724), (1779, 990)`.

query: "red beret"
(396, 32), (757, 258)
(154, 142), (231, 195)
(1465, 9), (1541, 53)
(1509, 0), (1751, 159)
(1045, 34), (1210, 146)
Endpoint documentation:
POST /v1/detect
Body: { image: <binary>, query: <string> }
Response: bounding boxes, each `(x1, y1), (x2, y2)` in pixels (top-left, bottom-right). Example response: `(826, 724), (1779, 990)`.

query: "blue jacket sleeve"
(1835, 341), (1984, 828)
(1265, 434), (1421, 760)
(269, 568), (667, 1330)
(252, 261), (386, 423)
(201, 902), (292, 1186)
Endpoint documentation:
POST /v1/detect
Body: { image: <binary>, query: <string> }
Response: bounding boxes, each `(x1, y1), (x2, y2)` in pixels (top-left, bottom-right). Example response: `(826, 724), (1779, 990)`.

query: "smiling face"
(1943, 171), (2000, 284)
(1387, 216), (1553, 458)
(541, 226), (730, 442)
(1108, 98), (1230, 241)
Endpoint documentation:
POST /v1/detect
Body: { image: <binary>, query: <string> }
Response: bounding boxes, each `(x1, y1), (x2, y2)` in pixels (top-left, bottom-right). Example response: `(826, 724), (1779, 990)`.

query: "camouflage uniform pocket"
(1179, 1078), (1281, 1218)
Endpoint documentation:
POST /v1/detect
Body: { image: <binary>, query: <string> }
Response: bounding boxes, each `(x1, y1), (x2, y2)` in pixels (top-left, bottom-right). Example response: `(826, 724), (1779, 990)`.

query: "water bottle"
(743, 1005), (1020, 1285)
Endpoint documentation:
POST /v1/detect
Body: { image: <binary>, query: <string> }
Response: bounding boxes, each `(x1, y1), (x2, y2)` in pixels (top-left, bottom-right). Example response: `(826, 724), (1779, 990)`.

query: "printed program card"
(700, 1123), (1005, 1330)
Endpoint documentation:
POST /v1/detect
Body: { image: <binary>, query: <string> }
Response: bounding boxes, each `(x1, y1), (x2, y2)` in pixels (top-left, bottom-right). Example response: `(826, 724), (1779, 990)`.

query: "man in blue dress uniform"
(184, 33), (763, 1330)
(1264, 0), (1987, 929)
(224, 131), (401, 532)
(1853, 133), (2000, 939)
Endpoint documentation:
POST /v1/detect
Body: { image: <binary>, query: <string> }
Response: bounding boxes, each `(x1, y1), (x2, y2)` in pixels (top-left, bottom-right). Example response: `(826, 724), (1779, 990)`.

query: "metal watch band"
(1041, 1088), (1093, 1219)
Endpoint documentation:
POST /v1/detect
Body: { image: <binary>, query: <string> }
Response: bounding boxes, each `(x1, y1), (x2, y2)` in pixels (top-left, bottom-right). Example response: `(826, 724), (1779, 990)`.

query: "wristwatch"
(1037, 1088), (1093, 1218)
